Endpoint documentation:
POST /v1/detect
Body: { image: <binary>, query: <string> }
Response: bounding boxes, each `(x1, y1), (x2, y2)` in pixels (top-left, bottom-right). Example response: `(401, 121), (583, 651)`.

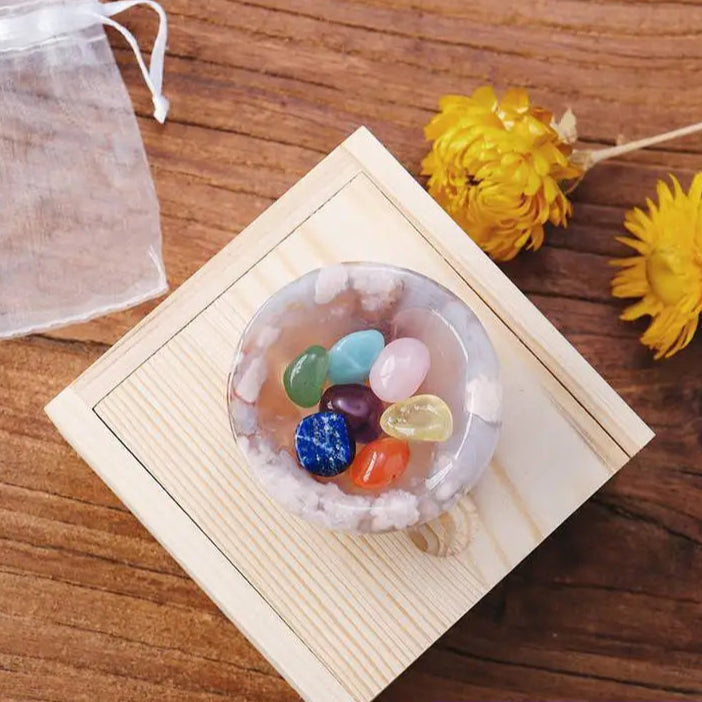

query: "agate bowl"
(227, 262), (501, 533)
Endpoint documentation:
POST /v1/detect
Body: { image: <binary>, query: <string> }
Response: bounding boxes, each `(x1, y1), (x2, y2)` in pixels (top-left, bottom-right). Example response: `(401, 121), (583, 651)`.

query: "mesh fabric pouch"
(0, 0), (169, 337)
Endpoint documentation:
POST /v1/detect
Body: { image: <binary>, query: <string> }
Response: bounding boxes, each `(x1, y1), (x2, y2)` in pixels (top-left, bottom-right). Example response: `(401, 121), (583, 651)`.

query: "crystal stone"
(228, 262), (502, 534)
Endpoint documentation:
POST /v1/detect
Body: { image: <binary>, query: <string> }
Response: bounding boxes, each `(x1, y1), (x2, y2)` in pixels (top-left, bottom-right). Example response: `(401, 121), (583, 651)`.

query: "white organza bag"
(0, 0), (170, 338)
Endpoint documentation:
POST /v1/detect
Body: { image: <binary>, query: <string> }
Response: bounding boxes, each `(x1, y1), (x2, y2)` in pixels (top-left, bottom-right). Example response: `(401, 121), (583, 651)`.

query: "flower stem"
(588, 120), (702, 166)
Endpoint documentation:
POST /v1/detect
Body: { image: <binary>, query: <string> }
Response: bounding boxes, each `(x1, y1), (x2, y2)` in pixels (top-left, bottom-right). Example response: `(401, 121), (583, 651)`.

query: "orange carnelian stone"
(349, 437), (410, 489)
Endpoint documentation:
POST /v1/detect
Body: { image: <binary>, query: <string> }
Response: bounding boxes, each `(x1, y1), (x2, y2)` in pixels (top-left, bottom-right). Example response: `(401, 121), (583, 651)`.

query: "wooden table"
(2, 2), (701, 700)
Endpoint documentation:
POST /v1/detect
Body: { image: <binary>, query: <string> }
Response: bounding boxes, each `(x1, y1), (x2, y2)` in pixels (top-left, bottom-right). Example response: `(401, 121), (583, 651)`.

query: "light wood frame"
(46, 127), (653, 702)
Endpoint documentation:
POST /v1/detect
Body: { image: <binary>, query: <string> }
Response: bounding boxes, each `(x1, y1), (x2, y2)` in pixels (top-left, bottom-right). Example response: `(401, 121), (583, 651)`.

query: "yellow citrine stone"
(380, 394), (453, 442)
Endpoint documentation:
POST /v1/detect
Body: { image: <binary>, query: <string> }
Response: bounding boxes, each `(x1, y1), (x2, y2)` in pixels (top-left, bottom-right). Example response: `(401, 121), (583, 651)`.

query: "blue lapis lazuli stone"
(327, 329), (385, 384)
(294, 412), (355, 477)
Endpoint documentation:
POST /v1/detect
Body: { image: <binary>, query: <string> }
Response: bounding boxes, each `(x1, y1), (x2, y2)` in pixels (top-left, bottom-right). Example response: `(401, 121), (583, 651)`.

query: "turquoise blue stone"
(328, 330), (385, 384)
(294, 412), (355, 477)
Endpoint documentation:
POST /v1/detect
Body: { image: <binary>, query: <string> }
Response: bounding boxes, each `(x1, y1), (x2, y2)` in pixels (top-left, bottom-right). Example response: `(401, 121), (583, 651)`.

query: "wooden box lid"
(46, 127), (653, 702)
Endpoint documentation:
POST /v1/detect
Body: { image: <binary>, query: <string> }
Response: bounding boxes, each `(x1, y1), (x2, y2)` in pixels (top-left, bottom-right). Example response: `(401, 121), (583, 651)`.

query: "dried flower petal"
(611, 174), (702, 359)
(422, 86), (582, 261)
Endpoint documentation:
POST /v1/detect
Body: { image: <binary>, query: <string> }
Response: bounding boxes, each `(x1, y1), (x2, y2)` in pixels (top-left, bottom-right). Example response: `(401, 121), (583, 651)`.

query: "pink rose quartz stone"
(228, 262), (502, 534)
(369, 337), (431, 402)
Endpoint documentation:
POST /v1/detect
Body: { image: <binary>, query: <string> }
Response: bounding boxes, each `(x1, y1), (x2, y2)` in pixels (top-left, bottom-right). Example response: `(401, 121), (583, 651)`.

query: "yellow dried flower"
(421, 86), (582, 261)
(612, 174), (702, 359)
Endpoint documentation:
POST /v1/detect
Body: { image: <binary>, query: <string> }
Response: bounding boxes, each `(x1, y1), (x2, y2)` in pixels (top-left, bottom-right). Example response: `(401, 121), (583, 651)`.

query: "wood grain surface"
(2, 2), (701, 701)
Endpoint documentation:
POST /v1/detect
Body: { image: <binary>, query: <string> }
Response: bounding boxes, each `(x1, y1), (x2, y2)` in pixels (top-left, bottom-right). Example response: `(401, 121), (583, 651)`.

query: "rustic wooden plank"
(2, 0), (702, 700)
(1, 331), (698, 701)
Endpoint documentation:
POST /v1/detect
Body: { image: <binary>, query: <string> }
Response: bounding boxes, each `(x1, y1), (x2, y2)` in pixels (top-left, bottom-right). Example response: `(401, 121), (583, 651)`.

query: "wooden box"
(45, 127), (653, 702)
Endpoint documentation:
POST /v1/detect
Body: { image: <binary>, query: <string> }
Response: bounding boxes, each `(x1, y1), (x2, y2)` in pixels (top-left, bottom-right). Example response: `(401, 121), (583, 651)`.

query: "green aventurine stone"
(283, 345), (329, 407)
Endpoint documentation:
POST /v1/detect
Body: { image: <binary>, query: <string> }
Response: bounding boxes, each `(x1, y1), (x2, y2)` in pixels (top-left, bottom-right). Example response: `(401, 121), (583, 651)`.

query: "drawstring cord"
(92, 0), (169, 123)
(0, 0), (169, 122)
